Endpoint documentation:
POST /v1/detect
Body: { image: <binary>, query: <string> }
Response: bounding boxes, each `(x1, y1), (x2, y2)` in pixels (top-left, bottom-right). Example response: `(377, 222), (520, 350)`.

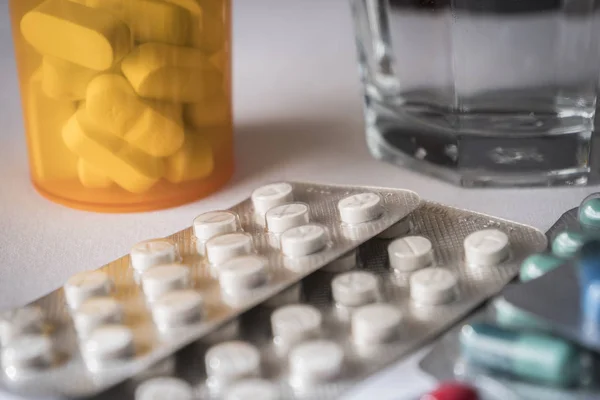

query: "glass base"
(365, 97), (593, 188)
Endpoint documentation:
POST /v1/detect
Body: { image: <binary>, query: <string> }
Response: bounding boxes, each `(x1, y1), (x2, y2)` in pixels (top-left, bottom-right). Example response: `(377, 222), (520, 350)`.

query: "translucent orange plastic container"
(9, 0), (233, 212)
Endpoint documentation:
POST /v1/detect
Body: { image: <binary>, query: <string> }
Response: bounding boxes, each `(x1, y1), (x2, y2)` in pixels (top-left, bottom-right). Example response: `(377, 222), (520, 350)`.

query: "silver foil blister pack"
(109, 201), (547, 400)
(0, 182), (420, 398)
(419, 301), (600, 400)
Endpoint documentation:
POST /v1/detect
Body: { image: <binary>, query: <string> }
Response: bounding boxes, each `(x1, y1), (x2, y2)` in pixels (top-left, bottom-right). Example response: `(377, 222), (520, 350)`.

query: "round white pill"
(263, 284), (302, 307)
(377, 218), (411, 239)
(388, 236), (434, 272)
(82, 325), (134, 368)
(352, 303), (402, 345)
(0, 306), (44, 346)
(271, 305), (322, 350)
(193, 211), (239, 242)
(251, 183), (294, 215)
(64, 270), (112, 309)
(280, 224), (327, 257)
(266, 203), (310, 234)
(331, 271), (379, 307)
(130, 239), (179, 273)
(141, 264), (191, 302)
(205, 341), (261, 391)
(464, 229), (510, 266)
(218, 256), (269, 295)
(151, 290), (203, 329)
(135, 377), (194, 400)
(289, 340), (344, 386)
(206, 233), (254, 265)
(225, 379), (279, 400)
(410, 268), (458, 305)
(1, 334), (53, 371)
(73, 297), (123, 337)
(322, 250), (357, 273)
(338, 192), (383, 224)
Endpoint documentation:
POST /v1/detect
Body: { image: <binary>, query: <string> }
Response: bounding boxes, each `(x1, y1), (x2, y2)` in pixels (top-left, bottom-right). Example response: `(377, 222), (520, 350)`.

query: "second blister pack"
(122, 200), (546, 400)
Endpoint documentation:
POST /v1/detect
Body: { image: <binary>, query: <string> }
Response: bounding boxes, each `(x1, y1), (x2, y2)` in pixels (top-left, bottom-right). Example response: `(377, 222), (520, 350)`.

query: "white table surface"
(0, 0), (597, 398)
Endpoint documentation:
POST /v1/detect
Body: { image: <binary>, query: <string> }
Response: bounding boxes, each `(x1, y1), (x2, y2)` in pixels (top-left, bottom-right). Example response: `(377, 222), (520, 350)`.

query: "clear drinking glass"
(350, 0), (600, 187)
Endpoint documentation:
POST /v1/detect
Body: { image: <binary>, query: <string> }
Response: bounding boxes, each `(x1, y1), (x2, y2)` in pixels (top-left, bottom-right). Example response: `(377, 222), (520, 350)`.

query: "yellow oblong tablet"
(126, 101), (185, 157)
(165, 133), (214, 183)
(27, 69), (78, 181)
(86, 74), (146, 136)
(184, 91), (229, 128)
(63, 106), (164, 194)
(127, 0), (191, 45)
(42, 57), (97, 100)
(121, 43), (222, 102)
(163, 0), (202, 15)
(190, 9), (225, 54)
(77, 159), (113, 189)
(68, 0), (191, 46)
(21, 0), (132, 71)
(86, 74), (184, 157)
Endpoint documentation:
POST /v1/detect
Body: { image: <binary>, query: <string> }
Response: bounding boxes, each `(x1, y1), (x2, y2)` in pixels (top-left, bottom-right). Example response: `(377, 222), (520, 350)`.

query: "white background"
(0, 0), (597, 398)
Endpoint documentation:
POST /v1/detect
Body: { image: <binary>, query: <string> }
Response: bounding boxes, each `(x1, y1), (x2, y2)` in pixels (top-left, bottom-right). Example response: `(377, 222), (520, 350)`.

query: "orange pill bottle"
(9, 0), (233, 212)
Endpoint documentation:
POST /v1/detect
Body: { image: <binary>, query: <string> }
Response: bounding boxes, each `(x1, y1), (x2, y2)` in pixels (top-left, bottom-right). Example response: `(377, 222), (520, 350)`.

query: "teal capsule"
(519, 253), (564, 282)
(552, 231), (588, 259)
(579, 197), (600, 232)
(493, 297), (548, 331)
(460, 322), (580, 387)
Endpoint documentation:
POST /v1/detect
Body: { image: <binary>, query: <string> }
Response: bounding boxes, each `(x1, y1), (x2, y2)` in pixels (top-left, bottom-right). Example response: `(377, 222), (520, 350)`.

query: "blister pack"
(0, 182), (421, 398)
(419, 300), (600, 400)
(503, 196), (600, 353)
(102, 201), (546, 400)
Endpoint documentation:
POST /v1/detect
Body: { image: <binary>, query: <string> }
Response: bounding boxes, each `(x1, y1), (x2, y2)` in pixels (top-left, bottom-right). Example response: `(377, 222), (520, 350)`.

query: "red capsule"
(421, 381), (479, 400)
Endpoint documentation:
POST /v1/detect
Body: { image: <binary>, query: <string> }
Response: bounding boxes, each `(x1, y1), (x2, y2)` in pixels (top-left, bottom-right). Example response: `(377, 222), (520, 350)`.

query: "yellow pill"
(210, 50), (227, 71)
(190, 10), (226, 54)
(77, 159), (113, 189)
(42, 57), (97, 101)
(200, 0), (224, 13)
(86, 74), (146, 135)
(86, 74), (185, 157)
(126, 101), (185, 157)
(71, 0), (190, 46)
(67, 0), (129, 19)
(27, 69), (78, 181)
(128, 0), (191, 45)
(63, 106), (164, 194)
(121, 43), (222, 103)
(165, 133), (214, 183)
(21, 0), (132, 71)
(184, 92), (229, 128)
(164, 0), (202, 14)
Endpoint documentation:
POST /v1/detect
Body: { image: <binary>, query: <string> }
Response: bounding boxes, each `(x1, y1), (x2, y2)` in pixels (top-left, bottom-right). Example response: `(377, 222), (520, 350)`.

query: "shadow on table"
(232, 114), (357, 182)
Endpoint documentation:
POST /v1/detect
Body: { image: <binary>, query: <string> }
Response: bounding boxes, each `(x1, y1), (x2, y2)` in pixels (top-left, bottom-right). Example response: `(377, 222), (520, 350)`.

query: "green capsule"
(493, 297), (548, 331)
(519, 253), (564, 282)
(552, 231), (588, 259)
(460, 322), (580, 387)
(579, 197), (600, 232)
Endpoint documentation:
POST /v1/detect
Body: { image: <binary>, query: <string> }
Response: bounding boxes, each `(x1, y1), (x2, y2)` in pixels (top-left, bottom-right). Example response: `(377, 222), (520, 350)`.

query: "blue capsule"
(460, 322), (580, 387)
(579, 240), (600, 336)
(519, 253), (563, 282)
(552, 231), (589, 259)
(579, 195), (600, 233)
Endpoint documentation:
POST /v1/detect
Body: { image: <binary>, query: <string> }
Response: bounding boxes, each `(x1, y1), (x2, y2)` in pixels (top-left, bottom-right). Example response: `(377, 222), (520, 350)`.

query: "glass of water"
(350, 0), (599, 187)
